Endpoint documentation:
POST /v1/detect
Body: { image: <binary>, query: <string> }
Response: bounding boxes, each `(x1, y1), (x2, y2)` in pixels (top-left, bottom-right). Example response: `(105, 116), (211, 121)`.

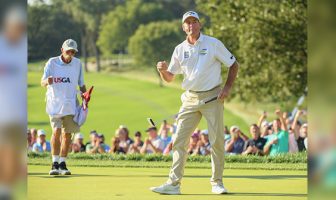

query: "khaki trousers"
(167, 87), (225, 186)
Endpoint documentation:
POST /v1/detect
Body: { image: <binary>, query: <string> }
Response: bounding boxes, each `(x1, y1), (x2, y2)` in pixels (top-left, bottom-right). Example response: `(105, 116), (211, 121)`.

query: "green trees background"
(28, 0), (306, 105)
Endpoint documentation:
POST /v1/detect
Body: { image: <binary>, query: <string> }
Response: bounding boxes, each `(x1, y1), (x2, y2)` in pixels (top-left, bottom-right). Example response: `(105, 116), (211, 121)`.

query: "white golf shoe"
(150, 183), (181, 195)
(212, 183), (228, 194)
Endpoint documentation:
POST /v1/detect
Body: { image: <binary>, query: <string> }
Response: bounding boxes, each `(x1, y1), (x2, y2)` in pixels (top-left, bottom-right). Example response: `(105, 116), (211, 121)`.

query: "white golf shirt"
(168, 33), (236, 91)
(42, 56), (84, 117)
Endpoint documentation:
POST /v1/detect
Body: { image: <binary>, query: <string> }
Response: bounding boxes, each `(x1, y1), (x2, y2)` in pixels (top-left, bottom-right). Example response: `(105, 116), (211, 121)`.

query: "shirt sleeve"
(215, 39), (236, 68)
(41, 59), (51, 80)
(78, 62), (85, 87)
(167, 47), (182, 75)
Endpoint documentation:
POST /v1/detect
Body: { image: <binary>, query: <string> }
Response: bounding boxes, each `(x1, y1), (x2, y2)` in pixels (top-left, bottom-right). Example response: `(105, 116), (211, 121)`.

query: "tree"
(197, 0), (307, 105)
(98, 0), (187, 55)
(52, 0), (122, 72)
(28, 4), (82, 61)
(128, 21), (183, 86)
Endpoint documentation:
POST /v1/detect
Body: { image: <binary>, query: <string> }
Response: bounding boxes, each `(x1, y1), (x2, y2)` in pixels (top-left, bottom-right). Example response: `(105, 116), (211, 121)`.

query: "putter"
(147, 96), (218, 127)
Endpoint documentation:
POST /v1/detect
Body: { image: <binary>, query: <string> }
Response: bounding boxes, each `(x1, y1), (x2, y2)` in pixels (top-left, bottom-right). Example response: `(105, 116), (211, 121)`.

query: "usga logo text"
(53, 77), (71, 83)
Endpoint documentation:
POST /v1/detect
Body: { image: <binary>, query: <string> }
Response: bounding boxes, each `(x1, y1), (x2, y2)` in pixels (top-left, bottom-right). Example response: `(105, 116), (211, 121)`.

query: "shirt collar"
(58, 55), (73, 65)
(185, 33), (204, 45)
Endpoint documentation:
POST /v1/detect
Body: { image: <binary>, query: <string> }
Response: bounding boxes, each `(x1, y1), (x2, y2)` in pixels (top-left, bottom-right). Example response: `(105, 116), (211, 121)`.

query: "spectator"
(109, 137), (125, 154)
(158, 121), (172, 150)
(225, 126), (249, 154)
(128, 131), (144, 154)
(258, 112), (272, 138)
(291, 110), (308, 151)
(32, 129), (51, 153)
(224, 126), (230, 141)
(140, 127), (164, 154)
(27, 128), (33, 152)
(86, 133), (105, 154)
(98, 133), (110, 152)
(116, 126), (133, 154)
(288, 127), (299, 153)
(85, 130), (97, 149)
(163, 141), (173, 156)
(71, 133), (85, 153)
(263, 109), (289, 156)
(30, 128), (37, 147)
(242, 124), (267, 155)
(187, 132), (200, 155)
(198, 130), (211, 156)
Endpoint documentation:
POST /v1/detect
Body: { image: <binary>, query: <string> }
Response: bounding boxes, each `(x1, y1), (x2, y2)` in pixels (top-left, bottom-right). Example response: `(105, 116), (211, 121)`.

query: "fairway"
(28, 165), (307, 200)
(28, 70), (249, 140)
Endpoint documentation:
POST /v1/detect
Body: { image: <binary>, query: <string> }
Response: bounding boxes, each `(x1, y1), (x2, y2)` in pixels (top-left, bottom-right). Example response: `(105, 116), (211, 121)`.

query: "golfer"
(41, 39), (86, 175)
(150, 11), (239, 194)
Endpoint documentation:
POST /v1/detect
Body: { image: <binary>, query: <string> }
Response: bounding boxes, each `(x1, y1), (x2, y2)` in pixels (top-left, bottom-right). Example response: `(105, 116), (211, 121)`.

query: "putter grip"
(204, 97), (218, 104)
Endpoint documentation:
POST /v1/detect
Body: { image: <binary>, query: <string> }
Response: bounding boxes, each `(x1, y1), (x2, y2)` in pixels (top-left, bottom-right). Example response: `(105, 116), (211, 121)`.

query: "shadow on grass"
(180, 192), (307, 197)
(151, 174), (307, 179)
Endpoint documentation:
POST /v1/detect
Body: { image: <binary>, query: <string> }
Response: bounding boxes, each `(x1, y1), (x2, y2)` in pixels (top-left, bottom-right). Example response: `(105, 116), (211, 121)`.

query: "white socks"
(52, 155), (59, 163)
(59, 157), (66, 163)
(52, 155), (66, 163)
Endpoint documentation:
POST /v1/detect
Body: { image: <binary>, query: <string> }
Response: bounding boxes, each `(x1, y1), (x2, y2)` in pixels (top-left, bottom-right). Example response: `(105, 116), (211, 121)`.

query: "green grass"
(28, 69), (249, 141)
(28, 165), (307, 200)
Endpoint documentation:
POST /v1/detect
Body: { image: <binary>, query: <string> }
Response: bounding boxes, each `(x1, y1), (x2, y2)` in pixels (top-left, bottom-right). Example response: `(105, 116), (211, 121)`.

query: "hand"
(297, 110), (304, 117)
(217, 87), (230, 103)
(157, 61), (168, 72)
(275, 109), (282, 117)
(270, 138), (278, 145)
(47, 76), (53, 85)
(251, 146), (259, 153)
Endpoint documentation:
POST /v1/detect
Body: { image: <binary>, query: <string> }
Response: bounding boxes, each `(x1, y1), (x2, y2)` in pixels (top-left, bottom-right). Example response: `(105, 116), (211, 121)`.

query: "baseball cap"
(37, 129), (46, 136)
(62, 39), (78, 52)
(230, 125), (240, 133)
(146, 126), (157, 132)
(75, 133), (84, 140)
(182, 11), (200, 23)
(261, 120), (269, 128)
(201, 129), (208, 135)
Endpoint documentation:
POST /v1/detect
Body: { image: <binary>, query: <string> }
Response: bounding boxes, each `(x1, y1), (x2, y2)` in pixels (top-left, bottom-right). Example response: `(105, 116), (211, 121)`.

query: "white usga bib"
(45, 57), (81, 117)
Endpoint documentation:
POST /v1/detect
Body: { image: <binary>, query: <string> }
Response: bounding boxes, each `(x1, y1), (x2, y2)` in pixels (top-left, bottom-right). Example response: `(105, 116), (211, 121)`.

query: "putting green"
(28, 165), (307, 200)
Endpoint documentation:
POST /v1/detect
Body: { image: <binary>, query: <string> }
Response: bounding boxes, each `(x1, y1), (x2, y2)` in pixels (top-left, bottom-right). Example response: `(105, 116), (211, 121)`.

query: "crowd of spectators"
(27, 109), (308, 157)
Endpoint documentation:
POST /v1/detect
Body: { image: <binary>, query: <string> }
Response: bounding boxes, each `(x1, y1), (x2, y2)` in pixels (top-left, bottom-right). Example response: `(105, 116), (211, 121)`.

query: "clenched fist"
(157, 61), (168, 72)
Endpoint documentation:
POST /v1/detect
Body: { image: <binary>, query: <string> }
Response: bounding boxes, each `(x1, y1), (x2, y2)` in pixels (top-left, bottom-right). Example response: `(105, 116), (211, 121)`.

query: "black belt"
(189, 85), (220, 93)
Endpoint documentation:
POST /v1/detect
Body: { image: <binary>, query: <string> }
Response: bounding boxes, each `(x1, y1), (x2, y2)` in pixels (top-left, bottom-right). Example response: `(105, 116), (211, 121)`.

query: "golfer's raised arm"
(157, 61), (174, 82)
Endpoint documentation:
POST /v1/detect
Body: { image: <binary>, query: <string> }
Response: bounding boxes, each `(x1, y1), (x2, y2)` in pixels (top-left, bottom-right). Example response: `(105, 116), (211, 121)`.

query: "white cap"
(261, 120), (269, 128)
(182, 11), (200, 23)
(230, 125), (239, 133)
(201, 129), (208, 135)
(37, 129), (46, 136)
(75, 133), (84, 140)
(62, 39), (78, 52)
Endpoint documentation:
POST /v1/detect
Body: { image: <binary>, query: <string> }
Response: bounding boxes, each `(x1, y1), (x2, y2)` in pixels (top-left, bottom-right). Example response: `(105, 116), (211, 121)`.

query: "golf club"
(147, 96), (219, 127)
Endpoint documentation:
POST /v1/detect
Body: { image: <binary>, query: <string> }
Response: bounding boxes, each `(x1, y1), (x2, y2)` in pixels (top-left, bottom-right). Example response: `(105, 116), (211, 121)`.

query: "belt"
(189, 85), (221, 93)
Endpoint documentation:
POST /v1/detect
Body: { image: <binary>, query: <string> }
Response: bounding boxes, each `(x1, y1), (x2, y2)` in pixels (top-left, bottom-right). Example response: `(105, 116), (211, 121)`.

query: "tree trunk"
(81, 33), (88, 72)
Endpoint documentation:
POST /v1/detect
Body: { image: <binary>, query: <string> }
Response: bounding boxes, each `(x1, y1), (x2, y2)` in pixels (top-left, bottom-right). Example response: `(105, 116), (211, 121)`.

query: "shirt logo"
(200, 48), (208, 55)
(53, 77), (71, 83)
(230, 55), (234, 59)
(184, 51), (190, 58)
